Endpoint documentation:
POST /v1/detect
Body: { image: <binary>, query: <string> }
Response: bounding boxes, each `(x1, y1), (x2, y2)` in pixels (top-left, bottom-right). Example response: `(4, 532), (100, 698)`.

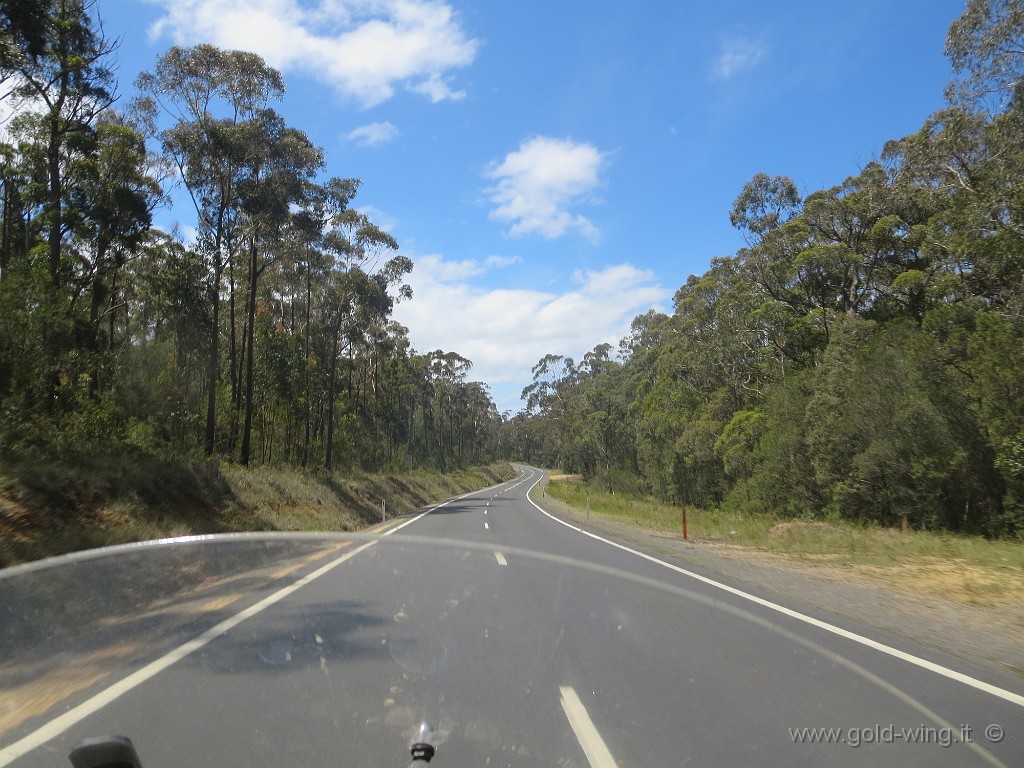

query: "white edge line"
(0, 472), (525, 766)
(0, 540), (374, 766)
(559, 685), (617, 768)
(523, 468), (1024, 709)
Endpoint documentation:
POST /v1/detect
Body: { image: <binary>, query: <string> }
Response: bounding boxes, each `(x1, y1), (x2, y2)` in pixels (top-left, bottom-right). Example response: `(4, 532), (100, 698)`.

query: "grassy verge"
(0, 450), (516, 567)
(546, 476), (1024, 606)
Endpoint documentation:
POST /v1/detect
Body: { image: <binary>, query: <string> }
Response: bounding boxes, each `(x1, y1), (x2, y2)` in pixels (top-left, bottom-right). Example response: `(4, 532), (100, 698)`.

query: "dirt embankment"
(0, 453), (516, 567)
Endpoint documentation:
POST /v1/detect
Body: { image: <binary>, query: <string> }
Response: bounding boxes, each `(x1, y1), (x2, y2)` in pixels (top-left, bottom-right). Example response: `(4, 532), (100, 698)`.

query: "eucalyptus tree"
(945, 0), (1024, 112)
(320, 237), (406, 470)
(561, 344), (637, 488)
(427, 350), (473, 465)
(0, 0), (53, 276)
(501, 0), (1024, 535)
(457, 380), (500, 464)
(0, 0), (52, 80)
(137, 44), (286, 454)
(235, 111), (324, 466)
(519, 354), (577, 468)
(0, 0), (119, 412)
(521, 353), (577, 416)
(729, 172), (801, 245)
(2, 0), (115, 289)
(72, 113), (163, 394)
(286, 178), (360, 464)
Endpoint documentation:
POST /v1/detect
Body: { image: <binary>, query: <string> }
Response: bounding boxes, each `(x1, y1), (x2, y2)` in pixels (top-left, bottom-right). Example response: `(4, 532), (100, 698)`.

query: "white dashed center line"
(559, 685), (616, 768)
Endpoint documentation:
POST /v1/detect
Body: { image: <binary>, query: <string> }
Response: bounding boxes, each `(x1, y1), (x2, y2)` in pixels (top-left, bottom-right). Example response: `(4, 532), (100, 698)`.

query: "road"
(1, 464), (1022, 767)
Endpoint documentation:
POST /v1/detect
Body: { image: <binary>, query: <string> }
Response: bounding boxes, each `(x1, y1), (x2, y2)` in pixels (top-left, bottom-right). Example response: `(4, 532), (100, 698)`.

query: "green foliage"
(4, 1), (1024, 542)
(514, 3), (1024, 537)
(1, 16), (502, 507)
(714, 408), (762, 484)
(945, 0), (1024, 110)
(964, 311), (1024, 532)
(805, 320), (964, 528)
(722, 372), (822, 518)
(672, 398), (728, 507)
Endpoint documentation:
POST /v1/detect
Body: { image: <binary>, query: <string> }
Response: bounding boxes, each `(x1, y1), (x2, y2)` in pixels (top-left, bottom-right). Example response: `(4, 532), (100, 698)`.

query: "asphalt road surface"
(1, 465), (1022, 767)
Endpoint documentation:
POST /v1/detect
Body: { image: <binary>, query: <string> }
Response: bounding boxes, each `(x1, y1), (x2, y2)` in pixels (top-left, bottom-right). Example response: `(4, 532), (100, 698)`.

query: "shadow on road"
(182, 599), (390, 674)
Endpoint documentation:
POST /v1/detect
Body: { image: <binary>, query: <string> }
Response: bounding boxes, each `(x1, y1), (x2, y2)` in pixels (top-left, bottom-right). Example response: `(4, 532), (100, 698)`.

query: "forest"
(0, 0), (502, 473)
(3, 1), (1024, 539)
(499, 0), (1024, 537)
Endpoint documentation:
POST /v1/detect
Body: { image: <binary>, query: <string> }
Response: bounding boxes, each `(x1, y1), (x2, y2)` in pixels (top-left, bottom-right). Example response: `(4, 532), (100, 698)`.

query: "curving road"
(1, 465), (1022, 767)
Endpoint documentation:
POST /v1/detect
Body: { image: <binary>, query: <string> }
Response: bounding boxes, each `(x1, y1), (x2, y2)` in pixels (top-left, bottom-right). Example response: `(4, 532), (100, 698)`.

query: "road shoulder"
(529, 475), (1024, 679)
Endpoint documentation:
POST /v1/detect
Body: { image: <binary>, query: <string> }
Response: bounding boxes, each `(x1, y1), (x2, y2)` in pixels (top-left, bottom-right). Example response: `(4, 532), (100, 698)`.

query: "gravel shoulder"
(531, 478), (1024, 679)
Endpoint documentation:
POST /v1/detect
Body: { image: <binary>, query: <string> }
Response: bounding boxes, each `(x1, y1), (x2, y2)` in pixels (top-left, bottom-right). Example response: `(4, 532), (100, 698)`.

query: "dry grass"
(546, 477), (1024, 606)
(0, 454), (516, 566)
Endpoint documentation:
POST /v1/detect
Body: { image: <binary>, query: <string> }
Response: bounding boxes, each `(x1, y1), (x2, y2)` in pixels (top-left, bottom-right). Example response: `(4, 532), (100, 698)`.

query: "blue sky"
(103, 0), (967, 413)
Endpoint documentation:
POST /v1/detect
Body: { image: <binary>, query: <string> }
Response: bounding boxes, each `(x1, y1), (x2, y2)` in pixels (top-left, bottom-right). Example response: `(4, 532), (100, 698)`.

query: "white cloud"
(712, 37), (767, 80)
(356, 204), (398, 233)
(410, 72), (465, 103)
(0, 95), (16, 136)
(484, 255), (522, 269)
(422, 254), (486, 281)
(393, 254), (670, 413)
(485, 136), (605, 240)
(0, 112), (16, 146)
(346, 120), (399, 146)
(0, 81), (45, 142)
(152, 221), (200, 247)
(180, 224), (200, 246)
(148, 0), (479, 108)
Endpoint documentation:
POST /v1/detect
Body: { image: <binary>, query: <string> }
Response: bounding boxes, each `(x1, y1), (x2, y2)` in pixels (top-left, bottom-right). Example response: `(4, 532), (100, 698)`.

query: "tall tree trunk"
(325, 320), (341, 471)
(236, 322), (247, 406)
(228, 250), (238, 405)
(302, 261), (312, 466)
(0, 179), (16, 279)
(88, 248), (107, 400)
(41, 110), (67, 409)
(108, 270), (117, 352)
(204, 278), (220, 454)
(46, 119), (63, 287)
(204, 236), (225, 455)
(228, 248), (244, 454)
(240, 239), (259, 466)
